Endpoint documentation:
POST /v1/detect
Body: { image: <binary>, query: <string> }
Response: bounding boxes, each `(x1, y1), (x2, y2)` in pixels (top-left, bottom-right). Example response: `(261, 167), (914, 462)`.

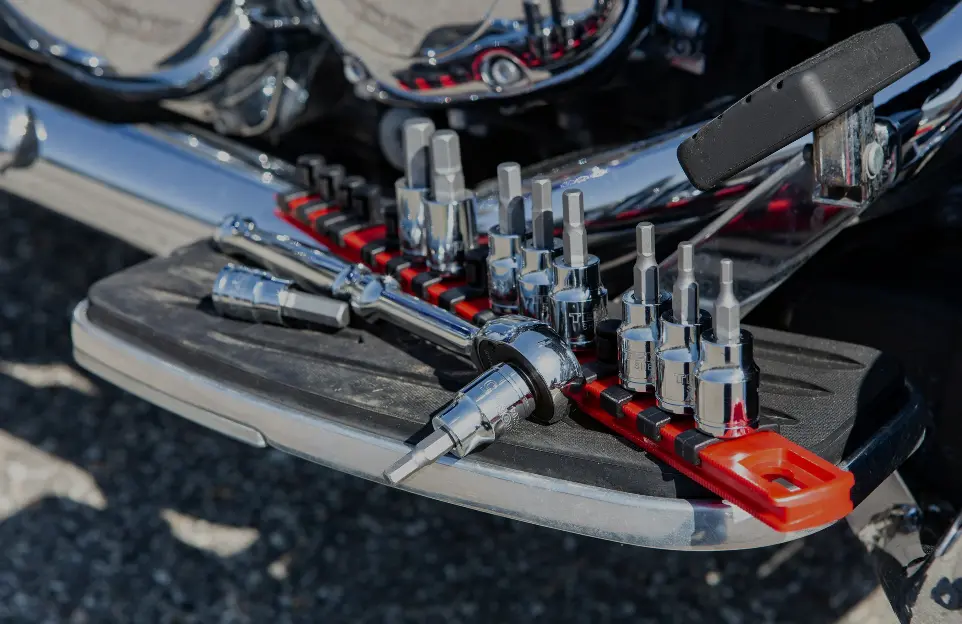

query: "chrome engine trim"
(314, 0), (645, 105)
(0, 0), (323, 136)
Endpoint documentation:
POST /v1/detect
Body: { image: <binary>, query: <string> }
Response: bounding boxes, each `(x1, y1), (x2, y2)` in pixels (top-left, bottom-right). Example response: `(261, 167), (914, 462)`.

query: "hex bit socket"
(617, 223), (671, 393)
(212, 264), (350, 329)
(548, 189), (607, 349)
(396, 118), (435, 263)
(654, 242), (711, 415)
(487, 162), (526, 314)
(424, 130), (477, 276)
(694, 260), (760, 438)
(518, 176), (562, 322)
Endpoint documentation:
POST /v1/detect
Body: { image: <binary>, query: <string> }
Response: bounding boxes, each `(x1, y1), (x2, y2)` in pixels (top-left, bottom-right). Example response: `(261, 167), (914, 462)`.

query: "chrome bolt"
(342, 56), (367, 84)
(490, 58), (523, 87)
(864, 141), (884, 179)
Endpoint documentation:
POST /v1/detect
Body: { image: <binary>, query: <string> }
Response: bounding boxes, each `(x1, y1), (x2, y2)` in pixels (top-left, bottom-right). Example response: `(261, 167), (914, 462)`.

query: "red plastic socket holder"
(273, 193), (855, 532)
(574, 375), (855, 532)
(277, 195), (491, 322)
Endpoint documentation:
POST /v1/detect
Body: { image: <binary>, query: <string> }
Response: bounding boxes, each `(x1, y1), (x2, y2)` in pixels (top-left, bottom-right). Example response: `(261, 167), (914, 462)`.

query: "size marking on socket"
(500, 405), (521, 429)
(674, 373), (694, 400)
(568, 311), (588, 330)
(630, 355), (653, 375)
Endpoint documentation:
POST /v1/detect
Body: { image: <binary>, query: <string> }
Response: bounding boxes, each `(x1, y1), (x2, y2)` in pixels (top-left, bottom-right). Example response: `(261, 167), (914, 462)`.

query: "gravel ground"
(0, 198), (903, 623)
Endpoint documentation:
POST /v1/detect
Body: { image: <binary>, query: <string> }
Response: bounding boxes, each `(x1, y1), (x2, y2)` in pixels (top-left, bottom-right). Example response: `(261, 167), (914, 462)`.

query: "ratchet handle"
(374, 287), (477, 357)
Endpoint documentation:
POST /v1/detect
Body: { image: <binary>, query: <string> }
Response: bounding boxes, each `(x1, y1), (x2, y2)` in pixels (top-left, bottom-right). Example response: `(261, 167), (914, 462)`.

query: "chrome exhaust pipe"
(1, 4), (960, 310)
(0, 76), (305, 255)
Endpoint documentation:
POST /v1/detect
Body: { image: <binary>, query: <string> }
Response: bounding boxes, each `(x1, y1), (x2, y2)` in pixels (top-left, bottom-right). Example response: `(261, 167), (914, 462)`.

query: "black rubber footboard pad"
(85, 242), (907, 499)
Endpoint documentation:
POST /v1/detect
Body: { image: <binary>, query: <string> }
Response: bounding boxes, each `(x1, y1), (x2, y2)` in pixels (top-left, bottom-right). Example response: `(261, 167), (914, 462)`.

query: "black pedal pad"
(677, 21), (929, 190)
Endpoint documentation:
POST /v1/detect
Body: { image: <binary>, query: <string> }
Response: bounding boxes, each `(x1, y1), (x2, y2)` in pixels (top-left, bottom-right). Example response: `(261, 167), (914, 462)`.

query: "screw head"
(864, 141), (885, 179)
(489, 57), (523, 87)
(343, 56), (367, 84)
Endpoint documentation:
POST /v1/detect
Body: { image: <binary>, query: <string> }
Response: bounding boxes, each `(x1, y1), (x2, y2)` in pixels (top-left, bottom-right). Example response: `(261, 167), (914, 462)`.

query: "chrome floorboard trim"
(71, 299), (824, 551)
(75, 349), (268, 448)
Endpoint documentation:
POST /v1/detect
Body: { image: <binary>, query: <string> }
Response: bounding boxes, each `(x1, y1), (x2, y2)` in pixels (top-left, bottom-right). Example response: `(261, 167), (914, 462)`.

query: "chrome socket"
(212, 263), (289, 325)
(382, 362), (536, 484)
(655, 309), (711, 415)
(487, 162), (527, 314)
(617, 222), (669, 393)
(549, 190), (607, 350)
(383, 316), (584, 484)
(519, 176), (560, 322)
(396, 117), (435, 264)
(518, 241), (562, 322)
(694, 331), (760, 438)
(654, 241), (710, 415)
(487, 226), (524, 314)
(424, 129), (477, 276)
(617, 291), (670, 392)
(395, 180), (429, 263)
(424, 191), (478, 276)
(435, 362), (536, 457)
(212, 263), (351, 329)
(549, 256), (608, 350)
(693, 259), (759, 438)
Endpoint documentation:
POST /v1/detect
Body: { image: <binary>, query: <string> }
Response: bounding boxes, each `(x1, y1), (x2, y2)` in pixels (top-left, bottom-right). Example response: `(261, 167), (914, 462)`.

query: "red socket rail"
(275, 192), (855, 533)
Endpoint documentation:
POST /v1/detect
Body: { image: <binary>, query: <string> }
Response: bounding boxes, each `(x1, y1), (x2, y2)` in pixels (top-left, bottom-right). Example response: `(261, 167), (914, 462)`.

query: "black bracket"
(677, 21), (929, 192)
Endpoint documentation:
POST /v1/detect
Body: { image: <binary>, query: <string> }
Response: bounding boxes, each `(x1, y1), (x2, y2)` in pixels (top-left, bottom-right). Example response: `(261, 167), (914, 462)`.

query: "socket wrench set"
(207, 118), (858, 533)
(70, 21), (936, 547)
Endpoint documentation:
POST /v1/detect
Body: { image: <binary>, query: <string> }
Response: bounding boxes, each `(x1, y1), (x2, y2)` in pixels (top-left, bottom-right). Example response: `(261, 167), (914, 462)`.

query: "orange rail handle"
(576, 376), (854, 532)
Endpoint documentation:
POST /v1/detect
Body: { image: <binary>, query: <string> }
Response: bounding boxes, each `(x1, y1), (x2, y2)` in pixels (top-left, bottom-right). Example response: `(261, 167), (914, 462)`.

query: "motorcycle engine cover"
(314, 0), (640, 104)
(83, 242), (914, 499)
(4, 0), (221, 74)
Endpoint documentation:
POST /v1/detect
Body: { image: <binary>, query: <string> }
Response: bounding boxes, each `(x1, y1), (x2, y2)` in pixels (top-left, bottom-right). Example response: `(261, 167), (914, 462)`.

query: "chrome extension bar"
(214, 216), (478, 357)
